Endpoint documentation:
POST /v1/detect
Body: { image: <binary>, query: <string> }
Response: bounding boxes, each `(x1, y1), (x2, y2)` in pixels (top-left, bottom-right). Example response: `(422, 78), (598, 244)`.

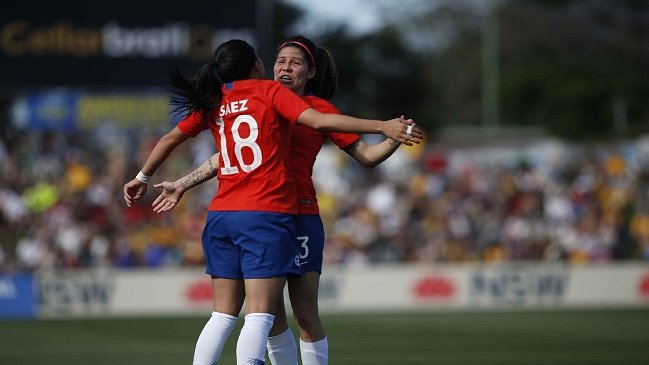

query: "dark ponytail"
(170, 39), (258, 118)
(310, 47), (337, 100)
(277, 35), (338, 100)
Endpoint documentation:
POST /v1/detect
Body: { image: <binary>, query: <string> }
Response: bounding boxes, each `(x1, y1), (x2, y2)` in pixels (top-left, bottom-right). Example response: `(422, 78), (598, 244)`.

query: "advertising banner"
(0, 274), (36, 319)
(1, 0), (259, 88)
(35, 263), (649, 318)
(37, 269), (212, 317)
(12, 90), (178, 131)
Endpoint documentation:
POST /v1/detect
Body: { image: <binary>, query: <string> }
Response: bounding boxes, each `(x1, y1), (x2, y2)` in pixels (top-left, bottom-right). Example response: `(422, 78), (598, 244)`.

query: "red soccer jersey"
(177, 79), (311, 214)
(291, 96), (360, 215)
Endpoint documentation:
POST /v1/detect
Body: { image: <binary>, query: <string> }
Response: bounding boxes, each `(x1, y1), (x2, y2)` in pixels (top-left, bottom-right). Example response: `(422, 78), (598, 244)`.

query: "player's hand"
(152, 180), (185, 213)
(382, 116), (423, 146)
(123, 179), (147, 207)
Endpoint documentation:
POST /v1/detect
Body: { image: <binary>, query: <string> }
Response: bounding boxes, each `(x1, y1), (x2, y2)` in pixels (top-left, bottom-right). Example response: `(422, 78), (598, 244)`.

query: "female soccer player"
(123, 39), (422, 365)
(148, 36), (420, 365)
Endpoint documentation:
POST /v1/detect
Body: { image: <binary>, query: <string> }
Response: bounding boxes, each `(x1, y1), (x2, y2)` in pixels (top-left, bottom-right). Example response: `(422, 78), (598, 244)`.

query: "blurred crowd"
(2, 126), (649, 273)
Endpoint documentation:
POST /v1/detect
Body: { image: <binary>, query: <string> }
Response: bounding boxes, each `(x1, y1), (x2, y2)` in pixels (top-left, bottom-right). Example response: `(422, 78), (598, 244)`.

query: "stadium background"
(1, 0), (648, 364)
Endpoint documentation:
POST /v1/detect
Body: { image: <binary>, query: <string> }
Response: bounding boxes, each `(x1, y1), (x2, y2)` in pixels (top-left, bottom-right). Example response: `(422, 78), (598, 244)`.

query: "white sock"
(193, 311), (238, 365)
(300, 336), (328, 365)
(236, 313), (275, 365)
(267, 328), (298, 365)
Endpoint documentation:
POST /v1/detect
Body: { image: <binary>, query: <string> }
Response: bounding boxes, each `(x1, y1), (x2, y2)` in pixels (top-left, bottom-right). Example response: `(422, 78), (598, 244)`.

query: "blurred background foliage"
(272, 0), (649, 141)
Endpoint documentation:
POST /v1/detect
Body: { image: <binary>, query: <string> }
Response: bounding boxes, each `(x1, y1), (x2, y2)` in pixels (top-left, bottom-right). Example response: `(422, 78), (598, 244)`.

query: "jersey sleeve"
(271, 83), (311, 124)
(176, 111), (208, 137)
(308, 97), (361, 150)
(329, 130), (361, 150)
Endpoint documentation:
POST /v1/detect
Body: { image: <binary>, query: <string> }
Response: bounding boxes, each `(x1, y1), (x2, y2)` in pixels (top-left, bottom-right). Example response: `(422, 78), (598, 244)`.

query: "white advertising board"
(37, 263), (649, 317)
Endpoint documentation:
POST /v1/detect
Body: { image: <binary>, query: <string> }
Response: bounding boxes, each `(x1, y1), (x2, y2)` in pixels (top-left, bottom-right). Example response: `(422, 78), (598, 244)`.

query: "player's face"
(274, 46), (315, 95)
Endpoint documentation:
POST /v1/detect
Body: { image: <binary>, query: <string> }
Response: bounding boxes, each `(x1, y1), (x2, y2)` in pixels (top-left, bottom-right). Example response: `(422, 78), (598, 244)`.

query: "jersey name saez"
(219, 99), (248, 116)
(176, 80), (311, 213)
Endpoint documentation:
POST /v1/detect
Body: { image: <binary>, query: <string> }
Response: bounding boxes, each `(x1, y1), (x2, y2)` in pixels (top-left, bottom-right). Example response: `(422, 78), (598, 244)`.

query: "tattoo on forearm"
(180, 170), (200, 190)
(344, 139), (362, 154)
(178, 159), (217, 191)
(179, 178), (191, 190)
(208, 158), (217, 175)
(388, 138), (401, 147)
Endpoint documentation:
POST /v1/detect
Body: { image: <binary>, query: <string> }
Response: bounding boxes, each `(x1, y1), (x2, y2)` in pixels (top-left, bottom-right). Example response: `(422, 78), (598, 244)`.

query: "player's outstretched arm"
(345, 137), (401, 168)
(152, 153), (220, 213)
(123, 126), (190, 207)
(296, 109), (424, 145)
(344, 116), (419, 168)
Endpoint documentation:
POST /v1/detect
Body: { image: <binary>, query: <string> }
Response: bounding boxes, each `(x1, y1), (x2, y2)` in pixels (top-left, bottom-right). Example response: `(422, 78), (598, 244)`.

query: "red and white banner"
(37, 263), (649, 317)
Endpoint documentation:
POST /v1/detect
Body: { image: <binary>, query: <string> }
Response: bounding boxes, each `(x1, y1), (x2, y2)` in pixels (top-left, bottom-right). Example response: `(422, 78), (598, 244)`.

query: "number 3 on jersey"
(216, 115), (263, 175)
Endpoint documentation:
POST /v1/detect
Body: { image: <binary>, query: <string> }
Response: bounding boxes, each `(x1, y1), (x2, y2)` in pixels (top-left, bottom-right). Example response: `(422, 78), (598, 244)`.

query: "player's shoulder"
(178, 110), (204, 125)
(234, 79), (282, 90)
(226, 80), (288, 105)
(302, 95), (340, 114)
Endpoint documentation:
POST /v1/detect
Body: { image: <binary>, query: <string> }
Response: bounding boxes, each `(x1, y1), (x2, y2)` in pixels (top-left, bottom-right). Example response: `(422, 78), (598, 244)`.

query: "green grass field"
(1, 309), (648, 365)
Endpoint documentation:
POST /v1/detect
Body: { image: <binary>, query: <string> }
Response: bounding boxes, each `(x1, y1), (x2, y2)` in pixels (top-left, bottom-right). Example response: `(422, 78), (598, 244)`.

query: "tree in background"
(274, 0), (649, 141)
(499, 0), (649, 140)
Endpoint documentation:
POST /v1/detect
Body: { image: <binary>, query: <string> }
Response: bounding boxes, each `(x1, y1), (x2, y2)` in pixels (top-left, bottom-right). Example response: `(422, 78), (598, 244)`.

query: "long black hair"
(277, 35), (338, 100)
(169, 39), (258, 118)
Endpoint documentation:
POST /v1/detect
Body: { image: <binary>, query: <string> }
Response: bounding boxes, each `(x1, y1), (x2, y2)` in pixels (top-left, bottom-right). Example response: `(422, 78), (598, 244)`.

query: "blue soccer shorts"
(294, 214), (325, 274)
(202, 211), (302, 279)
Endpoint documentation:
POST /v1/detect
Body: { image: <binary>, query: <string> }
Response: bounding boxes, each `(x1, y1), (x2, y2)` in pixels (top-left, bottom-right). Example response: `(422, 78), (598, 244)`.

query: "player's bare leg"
(267, 295), (299, 365)
(237, 277), (286, 365)
(193, 277), (244, 365)
(288, 271), (328, 365)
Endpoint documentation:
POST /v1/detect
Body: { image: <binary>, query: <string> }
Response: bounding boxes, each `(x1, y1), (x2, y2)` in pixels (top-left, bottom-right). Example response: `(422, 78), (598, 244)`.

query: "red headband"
(279, 41), (316, 66)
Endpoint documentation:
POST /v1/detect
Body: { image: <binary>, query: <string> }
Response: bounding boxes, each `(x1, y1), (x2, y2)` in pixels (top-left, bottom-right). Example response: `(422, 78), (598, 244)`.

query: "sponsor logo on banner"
(185, 278), (212, 304)
(637, 273), (649, 299)
(413, 275), (456, 299)
(0, 274), (36, 318)
(0, 279), (16, 298)
(1, 21), (255, 61)
(14, 91), (179, 132)
(469, 265), (569, 307)
(39, 274), (114, 315)
(0, 0), (259, 87)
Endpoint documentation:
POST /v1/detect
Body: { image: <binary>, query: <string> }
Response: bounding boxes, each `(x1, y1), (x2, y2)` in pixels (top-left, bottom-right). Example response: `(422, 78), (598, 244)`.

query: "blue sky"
(282, 0), (384, 35)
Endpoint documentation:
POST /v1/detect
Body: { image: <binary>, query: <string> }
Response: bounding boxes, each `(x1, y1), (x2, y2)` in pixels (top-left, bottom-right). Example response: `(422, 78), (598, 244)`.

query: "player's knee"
(270, 312), (289, 332)
(293, 310), (322, 333)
